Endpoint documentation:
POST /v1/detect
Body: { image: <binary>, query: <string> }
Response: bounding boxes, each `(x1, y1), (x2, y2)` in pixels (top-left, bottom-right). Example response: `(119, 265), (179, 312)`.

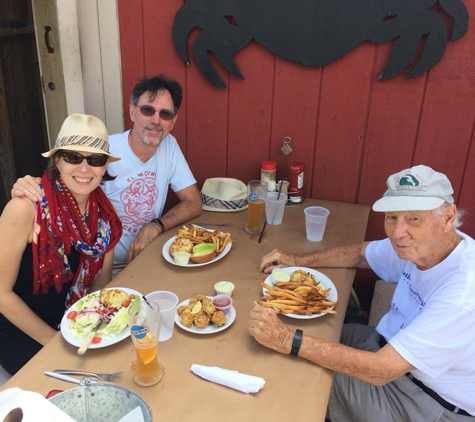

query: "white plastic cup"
(265, 192), (288, 225)
(145, 291), (179, 341)
(304, 206), (330, 241)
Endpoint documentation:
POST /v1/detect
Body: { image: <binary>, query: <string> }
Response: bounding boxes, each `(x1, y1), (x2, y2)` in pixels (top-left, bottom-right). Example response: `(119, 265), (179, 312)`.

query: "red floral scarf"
(32, 171), (122, 307)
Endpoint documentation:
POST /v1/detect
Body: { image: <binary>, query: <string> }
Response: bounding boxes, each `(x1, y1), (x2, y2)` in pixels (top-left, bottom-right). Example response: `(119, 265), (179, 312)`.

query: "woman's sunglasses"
(136, 105), (176, 120)
(61, 151), (108, 167)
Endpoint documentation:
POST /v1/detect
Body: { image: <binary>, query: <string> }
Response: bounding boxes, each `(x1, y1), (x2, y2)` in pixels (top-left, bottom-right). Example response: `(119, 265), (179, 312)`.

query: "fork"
(192, 222), (234, 227)
(53, 369), (123, 381)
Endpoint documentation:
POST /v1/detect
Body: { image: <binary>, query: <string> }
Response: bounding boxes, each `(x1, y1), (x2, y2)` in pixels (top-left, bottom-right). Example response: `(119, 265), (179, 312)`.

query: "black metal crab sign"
(172, 0), (469, 88)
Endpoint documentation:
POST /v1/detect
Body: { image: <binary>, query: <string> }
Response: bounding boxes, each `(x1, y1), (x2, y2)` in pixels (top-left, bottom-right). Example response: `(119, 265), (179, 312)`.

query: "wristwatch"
(151, 218), (166, 234)
(290, 329), (303, 356)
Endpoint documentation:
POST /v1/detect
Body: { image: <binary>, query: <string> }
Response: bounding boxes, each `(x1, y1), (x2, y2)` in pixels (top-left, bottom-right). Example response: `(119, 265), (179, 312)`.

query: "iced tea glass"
(245, 180), (267, 234)
(128, 301), (164, 386)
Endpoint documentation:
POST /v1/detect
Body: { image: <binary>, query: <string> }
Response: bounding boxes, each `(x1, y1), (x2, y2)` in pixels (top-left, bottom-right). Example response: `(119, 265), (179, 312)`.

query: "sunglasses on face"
(61, 151), (108, 167)
(136, 104), (176, 120)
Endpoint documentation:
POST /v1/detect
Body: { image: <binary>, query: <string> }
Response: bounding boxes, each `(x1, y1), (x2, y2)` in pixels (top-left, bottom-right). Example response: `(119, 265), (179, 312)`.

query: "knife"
(77, 320), (102, 355)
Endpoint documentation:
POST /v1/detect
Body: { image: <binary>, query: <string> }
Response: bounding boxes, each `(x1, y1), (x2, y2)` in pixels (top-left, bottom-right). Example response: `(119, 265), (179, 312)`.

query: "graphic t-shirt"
(103, 130), (196, 262)
(366, 233), (475, 414)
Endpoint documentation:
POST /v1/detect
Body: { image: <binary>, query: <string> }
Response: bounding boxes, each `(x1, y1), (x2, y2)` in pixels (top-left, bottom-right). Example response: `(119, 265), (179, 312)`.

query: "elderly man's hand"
(11, 176), (42, 202)
(126, 222), (161, 263)
(259, 249), (297, 273)
(248, 302), (293, 354)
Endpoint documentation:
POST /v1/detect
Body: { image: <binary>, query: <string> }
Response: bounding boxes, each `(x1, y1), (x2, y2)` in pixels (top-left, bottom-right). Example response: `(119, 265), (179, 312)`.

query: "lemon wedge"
(191, 301), (202, 314)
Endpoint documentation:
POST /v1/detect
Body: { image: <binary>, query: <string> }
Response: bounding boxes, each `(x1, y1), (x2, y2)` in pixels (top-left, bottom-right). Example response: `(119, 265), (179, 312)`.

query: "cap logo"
(396, 173), (426, 191)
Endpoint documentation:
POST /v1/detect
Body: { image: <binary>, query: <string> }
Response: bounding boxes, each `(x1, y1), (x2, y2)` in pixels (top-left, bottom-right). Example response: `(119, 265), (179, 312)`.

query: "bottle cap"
(261, 161), (276, 170)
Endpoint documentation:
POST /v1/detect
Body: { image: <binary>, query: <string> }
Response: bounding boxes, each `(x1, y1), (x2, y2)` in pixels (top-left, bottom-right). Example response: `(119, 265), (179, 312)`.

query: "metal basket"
(48, 379), (152, 422)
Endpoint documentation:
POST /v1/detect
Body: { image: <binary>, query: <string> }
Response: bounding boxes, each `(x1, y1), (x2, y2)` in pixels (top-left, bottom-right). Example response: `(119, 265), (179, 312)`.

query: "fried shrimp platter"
(177, 295), (228, 329)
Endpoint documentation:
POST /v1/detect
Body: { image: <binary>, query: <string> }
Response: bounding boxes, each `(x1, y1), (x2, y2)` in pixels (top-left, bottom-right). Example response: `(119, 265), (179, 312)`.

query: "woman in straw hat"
(0, 114), (122, 375)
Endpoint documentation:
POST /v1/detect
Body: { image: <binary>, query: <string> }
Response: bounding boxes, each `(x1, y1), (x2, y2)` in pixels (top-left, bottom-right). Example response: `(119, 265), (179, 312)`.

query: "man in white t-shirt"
(11, 75), (202, 267)
(250, 165), (475, 420)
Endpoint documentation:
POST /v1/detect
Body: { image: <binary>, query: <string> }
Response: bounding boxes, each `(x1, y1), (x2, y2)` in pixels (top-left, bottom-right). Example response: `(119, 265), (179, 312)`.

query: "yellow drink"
(246, 198), (265, 234)
(133, 333), (163, 386)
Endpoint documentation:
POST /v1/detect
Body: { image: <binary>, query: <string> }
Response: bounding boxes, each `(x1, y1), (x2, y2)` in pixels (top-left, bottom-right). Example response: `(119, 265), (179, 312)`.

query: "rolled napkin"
(190, 364), (265, 393)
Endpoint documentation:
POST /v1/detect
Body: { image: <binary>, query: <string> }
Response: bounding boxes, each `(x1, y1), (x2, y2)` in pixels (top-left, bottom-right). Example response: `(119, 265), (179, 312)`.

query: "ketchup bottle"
(288, 161), (305, 202)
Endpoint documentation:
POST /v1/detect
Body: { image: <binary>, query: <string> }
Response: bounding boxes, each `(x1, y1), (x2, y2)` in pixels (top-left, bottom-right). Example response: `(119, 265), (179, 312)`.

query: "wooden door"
(0, 0), (49, 211)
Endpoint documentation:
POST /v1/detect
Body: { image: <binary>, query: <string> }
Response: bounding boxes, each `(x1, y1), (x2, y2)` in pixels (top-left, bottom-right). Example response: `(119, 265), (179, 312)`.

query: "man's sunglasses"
(61, 151), (108, 167)
(136, 105), (176, 120)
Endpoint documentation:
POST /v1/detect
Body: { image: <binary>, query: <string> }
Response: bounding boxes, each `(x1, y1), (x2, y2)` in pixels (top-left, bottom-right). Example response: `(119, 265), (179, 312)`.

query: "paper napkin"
(0, 388), (76, 422)
(190, 364), (265, 393)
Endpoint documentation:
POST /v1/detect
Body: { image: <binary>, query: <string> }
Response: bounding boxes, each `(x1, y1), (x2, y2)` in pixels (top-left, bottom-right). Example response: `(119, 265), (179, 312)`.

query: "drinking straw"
(258, 221), (267, 243)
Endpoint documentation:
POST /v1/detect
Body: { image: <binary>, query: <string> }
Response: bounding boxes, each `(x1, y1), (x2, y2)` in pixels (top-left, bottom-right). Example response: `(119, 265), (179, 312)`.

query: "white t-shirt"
(103, 130), (196, 263)
(366, 232), (475, 414)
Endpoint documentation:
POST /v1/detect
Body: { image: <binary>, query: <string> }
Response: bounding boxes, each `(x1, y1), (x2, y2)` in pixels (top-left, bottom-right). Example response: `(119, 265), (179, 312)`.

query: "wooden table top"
(2, 198), (369, 421)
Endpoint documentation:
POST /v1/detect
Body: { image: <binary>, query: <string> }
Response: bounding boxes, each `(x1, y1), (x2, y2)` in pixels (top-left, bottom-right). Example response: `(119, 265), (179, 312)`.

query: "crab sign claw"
(173, 0), (252, 87)
(439, 0), (469, 41)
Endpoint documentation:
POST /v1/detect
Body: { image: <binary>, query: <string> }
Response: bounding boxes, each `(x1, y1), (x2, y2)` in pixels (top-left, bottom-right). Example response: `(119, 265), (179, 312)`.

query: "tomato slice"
(92, 336), (102, 343)
(129, 294), (136, 299)
(67, 311), (77, 320)
(122, 299), (131, 308)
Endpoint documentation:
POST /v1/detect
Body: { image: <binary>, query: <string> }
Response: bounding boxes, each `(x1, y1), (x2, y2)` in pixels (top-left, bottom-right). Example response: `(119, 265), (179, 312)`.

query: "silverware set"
(191, 222), (233, 227)
(45, 369), (123, 384)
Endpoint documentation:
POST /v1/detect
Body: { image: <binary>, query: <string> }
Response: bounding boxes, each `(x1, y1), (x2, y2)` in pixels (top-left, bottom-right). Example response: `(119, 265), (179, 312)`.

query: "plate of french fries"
(260, 267), (338, 319)
(162, 224), (234, 267)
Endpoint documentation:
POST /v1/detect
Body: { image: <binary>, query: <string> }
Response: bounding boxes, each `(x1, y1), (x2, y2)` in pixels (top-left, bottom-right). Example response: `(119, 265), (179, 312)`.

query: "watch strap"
(152, 218), (165, 233)
(290, 329), (303, 356)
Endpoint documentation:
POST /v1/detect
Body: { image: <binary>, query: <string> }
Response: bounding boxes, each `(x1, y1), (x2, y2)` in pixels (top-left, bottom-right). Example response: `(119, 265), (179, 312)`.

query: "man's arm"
(11, 176), (42, 202)
(126, 184), (202, 262)
(249, 303), (414, 386)
(260, 241), (372, 273)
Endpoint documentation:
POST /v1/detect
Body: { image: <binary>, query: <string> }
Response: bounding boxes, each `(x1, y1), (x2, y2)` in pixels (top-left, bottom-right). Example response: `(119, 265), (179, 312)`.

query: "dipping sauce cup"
(212, 295), (233, 313)
(214, 281), (235, 296)
(128, 301), (164, 386)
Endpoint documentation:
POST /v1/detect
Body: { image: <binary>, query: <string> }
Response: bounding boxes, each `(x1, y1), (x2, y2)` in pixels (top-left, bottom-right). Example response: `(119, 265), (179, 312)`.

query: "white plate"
(174, 297), (236, 334)
(262, 267), (338, 319)
(60, 287), (142, 349)
(162, 234), (232, 267)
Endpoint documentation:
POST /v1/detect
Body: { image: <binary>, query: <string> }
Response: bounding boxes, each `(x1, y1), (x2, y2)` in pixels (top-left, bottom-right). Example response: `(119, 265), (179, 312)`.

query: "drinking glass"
(304, 206), (330, 241)
(128, 301), (164, 386)
(245, 180), (267, 234)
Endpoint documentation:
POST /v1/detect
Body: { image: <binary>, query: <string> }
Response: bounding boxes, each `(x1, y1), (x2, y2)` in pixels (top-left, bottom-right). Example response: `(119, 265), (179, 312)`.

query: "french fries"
(260, 281), (338, 315)
(175, 224), (234, 255)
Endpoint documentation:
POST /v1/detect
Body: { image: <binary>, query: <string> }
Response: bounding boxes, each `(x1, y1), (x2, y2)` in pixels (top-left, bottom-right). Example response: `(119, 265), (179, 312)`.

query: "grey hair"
(435, 202), (465, 229)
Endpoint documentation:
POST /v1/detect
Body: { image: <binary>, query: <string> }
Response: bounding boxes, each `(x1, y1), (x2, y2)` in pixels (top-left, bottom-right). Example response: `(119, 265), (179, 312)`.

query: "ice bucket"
(48, 380), (152, 422)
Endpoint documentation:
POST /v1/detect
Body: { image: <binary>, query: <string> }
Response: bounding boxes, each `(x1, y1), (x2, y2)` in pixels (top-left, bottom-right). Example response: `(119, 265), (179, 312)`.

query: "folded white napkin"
(118, 406), (145, 422)
(190, 364), (265, 393)
(0, 388), (76, 422)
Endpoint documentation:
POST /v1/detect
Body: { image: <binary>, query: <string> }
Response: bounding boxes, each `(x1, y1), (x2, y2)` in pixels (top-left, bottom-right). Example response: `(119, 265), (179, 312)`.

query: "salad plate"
(162, 236), (232, 267)
(262, 267), (338, 319)
(174, 297), (236, 334)
(60, 287), (142, 349)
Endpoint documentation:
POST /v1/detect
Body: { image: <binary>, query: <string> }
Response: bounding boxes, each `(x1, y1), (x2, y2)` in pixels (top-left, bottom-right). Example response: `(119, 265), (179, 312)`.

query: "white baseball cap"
(372, 165), (454, 212)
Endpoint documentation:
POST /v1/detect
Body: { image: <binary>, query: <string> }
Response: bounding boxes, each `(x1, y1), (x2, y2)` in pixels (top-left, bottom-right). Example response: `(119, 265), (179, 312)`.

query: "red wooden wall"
(117, 0), (475, 247)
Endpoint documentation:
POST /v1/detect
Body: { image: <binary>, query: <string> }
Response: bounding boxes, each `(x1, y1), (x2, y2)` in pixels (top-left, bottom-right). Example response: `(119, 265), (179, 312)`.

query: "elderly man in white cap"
(250, 165), (475, 420)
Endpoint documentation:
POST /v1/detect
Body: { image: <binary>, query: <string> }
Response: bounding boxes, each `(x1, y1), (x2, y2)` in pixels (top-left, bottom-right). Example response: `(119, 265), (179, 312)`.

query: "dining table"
(1, 198), (370, 421)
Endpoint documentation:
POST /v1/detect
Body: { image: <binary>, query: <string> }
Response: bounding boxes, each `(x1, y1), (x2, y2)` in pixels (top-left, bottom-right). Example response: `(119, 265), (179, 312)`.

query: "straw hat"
(42, 114), (120, 161)
(372, 165), (454, 212)
(201, 178), (248, 212)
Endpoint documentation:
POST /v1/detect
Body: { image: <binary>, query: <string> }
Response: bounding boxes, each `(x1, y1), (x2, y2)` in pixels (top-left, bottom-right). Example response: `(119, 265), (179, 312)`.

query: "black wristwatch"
(151, 218), (166, 234)
(290, 329), (303, 356)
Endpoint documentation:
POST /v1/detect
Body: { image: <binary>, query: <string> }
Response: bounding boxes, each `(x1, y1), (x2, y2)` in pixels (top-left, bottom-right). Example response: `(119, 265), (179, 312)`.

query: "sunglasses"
(61, 152), (108, 167)
(136, 104), (176, 120)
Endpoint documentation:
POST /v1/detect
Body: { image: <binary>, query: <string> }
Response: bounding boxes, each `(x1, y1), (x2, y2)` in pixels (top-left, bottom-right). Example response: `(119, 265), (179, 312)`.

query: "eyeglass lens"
(61, 152), (108, 167)
(137, 105), (176, 120)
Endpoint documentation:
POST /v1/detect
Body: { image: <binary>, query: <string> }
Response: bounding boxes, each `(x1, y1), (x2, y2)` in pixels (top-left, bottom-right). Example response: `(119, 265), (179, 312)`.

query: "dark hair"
(130, 74), (183, 113)
(47, 151), (115, 183)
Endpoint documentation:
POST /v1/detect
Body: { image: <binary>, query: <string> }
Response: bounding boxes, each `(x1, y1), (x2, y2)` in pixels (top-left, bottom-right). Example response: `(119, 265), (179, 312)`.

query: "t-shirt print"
(120, 173), (159, 233)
